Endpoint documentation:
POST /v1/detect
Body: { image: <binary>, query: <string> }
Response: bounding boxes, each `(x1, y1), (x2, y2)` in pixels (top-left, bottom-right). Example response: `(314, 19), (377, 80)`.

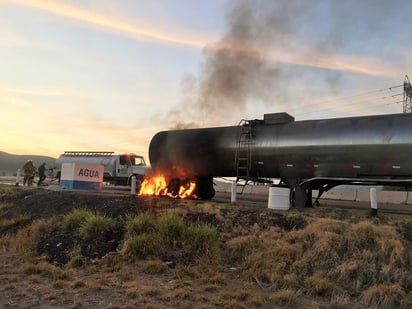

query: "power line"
(293, 85), (403, 111)
(294, 92), (402, 117)
(294, 94), (402, 119)
(290, 83), (404, 118)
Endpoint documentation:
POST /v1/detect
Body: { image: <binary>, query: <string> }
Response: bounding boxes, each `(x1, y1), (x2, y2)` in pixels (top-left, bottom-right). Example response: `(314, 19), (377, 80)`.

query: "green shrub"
(126, 213), (156, 236)
(158, 213), (185, 245)
(78, 214), (115, 238)
(186, 224), (219, 257)
(64, 209), (94, 230)
(125, 233), (161, 258)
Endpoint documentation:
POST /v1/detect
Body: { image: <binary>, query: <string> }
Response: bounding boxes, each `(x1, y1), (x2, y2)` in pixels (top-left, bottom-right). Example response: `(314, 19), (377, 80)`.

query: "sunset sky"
(1, 0), (411, 161)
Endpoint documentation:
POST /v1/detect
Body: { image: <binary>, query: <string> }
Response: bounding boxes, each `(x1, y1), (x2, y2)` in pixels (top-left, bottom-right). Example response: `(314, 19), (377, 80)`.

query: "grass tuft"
(185, 223), (220, 258)
(362, 284), (405, 309)
(126, 213), (156, 236)
(143, 259), (167, 274)
(63, 209), (94, 231)
(68, 246), (87, 268)
(78, 214), (115, 238)
(158, 213), (185, 246)
(271, 288), (301, 306)
(304, 273), (336, 296)
(124, 233), (161, 258)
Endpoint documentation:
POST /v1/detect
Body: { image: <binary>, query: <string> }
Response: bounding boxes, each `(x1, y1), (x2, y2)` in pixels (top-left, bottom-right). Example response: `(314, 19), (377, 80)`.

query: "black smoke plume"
(165, 0), (410, 128)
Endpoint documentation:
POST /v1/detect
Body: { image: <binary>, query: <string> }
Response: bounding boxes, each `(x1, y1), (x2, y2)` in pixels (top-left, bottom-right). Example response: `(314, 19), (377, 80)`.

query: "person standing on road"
(37, 162), (47, 186)
(22, 160), (36, 186)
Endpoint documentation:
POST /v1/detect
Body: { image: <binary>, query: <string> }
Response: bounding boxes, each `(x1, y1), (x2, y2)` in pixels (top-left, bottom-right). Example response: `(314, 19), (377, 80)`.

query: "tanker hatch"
(263, 112), (294, 124)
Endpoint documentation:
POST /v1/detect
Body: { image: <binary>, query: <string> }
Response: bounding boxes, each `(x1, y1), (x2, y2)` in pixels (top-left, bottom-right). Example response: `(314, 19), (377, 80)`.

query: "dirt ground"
(0, 185), (411, 308)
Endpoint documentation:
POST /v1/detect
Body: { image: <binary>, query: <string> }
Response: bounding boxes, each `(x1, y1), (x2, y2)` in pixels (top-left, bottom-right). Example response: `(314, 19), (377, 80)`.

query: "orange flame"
(138, 175), (197, 199)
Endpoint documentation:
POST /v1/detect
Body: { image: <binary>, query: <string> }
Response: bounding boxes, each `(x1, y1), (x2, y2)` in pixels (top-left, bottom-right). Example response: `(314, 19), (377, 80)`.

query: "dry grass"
(6, 218), (58, 256)
(216, 288), (265, 308)
(173, 264), (202, 280)
(0, 214), (32, 235)
(361, 284), (405, 308)
(240, 238), (302, 285)
(1, 186), (411, 308)
(199, 271), (226, 285)
(270, 288), (301, 306)
(142, 259), (167, 274)
(67, 246), (87, 268)
(24, 263), (56, 278)
(226, 235), (261, 264)
(228, 215), (411, 300)
(304, 272), (336, 296)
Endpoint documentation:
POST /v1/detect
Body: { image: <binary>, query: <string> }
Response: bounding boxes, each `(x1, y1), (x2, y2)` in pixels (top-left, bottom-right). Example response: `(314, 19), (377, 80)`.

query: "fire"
(138, 175), (197, 199)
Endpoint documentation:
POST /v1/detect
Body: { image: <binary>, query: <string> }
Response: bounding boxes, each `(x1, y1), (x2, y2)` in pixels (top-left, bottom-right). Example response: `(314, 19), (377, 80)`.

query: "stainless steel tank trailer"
(149, 112), (412, 207)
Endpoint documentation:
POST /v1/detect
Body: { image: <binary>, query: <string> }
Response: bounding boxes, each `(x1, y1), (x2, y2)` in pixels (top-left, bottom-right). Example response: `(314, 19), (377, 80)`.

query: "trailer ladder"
(235, 120), (253, 193)
(62, 151), (114, 157)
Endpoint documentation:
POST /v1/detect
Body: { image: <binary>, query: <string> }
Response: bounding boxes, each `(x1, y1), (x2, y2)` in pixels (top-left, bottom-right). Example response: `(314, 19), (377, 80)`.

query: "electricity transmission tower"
(403, 75), (412, 113)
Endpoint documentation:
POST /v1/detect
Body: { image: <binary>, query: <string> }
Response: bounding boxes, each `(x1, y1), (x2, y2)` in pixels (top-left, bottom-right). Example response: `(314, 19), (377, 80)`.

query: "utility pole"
(403, 75), (412, 113)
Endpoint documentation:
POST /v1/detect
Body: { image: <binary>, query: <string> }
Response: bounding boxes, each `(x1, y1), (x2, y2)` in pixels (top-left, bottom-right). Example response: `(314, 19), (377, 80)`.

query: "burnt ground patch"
(80, 227), (124, 259)
(37, 229), (76, 266)
(219, 208), (307, 231)
(36, 225), (125, 266)
(0, 187), (145, 221)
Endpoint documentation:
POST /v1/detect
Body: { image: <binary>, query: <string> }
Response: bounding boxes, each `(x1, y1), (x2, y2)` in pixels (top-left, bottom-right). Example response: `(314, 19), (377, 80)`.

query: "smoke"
(167, 0), (290, 128)
(165, 0), (411, 128)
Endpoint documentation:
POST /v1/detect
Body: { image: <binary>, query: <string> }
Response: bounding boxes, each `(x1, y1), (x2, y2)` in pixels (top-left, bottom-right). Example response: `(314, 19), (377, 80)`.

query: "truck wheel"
(196, 177), (215, 200)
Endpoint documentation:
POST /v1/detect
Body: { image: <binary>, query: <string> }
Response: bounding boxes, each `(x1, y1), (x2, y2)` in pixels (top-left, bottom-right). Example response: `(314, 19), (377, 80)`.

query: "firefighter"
(37, 162), (47, 186)
(22, 160), (36, 186)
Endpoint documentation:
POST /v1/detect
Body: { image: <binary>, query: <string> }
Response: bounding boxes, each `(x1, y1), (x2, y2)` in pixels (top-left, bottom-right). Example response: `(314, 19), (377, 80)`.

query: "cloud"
(0, 86), (89, 98)
(7, 0), (400, 78)
(0, 28), (29, 46)
(10, 0), (209, 49)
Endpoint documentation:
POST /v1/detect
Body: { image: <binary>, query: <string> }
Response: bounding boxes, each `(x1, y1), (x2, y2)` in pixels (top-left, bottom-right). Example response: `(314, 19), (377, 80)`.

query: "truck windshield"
(130, 155), (145, 166)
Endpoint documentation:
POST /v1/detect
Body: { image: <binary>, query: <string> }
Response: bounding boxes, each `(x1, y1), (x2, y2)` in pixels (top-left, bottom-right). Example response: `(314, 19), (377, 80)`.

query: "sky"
(0, 0), (411, 161)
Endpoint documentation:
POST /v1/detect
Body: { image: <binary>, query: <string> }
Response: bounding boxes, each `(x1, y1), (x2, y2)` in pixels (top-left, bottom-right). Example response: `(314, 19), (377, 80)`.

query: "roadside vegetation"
(0, 184), (411, 308)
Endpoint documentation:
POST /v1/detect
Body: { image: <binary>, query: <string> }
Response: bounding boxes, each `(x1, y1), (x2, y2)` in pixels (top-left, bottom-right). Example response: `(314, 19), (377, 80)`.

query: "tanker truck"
(55, 151), (146, 186)
(148, 112), (412, 207)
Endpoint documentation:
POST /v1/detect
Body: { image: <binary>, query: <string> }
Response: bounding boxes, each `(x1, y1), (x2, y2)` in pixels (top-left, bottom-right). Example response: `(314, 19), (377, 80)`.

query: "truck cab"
(116, 154), (146, 184)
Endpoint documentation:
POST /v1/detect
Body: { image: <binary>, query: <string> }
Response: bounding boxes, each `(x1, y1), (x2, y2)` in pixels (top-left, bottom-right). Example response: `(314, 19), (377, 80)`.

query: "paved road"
(214, 191), (412, 214)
